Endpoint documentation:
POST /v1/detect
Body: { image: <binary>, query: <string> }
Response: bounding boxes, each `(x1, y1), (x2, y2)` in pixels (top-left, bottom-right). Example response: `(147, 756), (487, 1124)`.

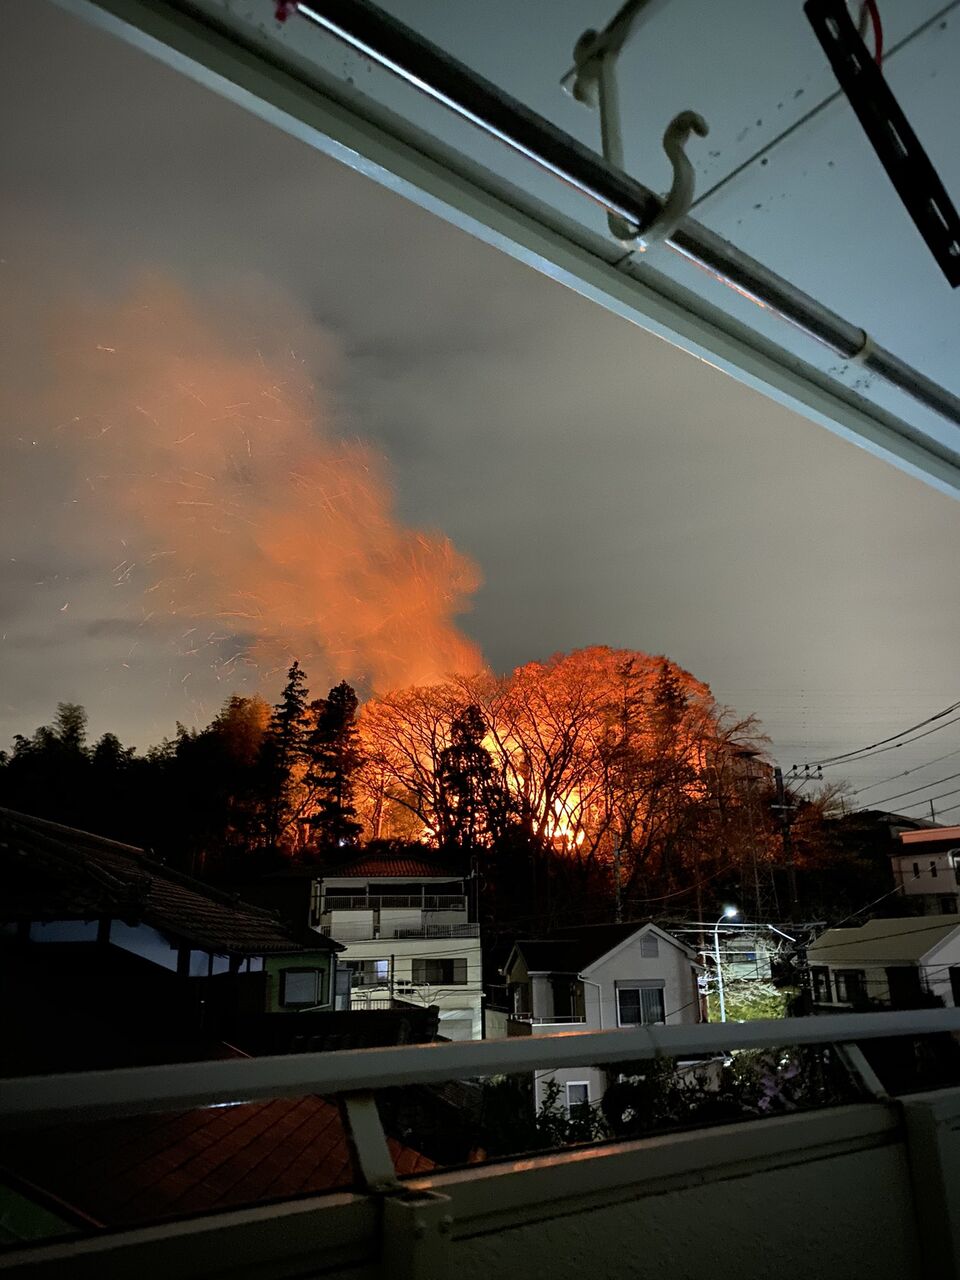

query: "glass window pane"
(617, 988), (642, 1025)
(282, 970), (319, 1006)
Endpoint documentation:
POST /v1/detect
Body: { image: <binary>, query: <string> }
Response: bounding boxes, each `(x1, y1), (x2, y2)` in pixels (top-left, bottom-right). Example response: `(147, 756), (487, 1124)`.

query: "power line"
(849, 744), (960, 797)
(853, 769), (960, 812)
(882, 784), (960, 815)
(801, 698), (960, 770)
(829, 871), (921, 929)
(818, 711), (960, 771)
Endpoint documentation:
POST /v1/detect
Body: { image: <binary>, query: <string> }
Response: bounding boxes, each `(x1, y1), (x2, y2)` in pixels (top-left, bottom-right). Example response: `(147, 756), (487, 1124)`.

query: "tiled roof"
(326, 852), (463, 879)
(509, 921), (693, 974)
(0, 807), (336, 956)
(808, 914), (960, 964)
(2, 1095), (433, 1229)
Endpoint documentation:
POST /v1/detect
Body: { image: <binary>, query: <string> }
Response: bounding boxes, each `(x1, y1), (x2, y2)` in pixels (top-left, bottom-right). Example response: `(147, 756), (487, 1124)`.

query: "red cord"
(862, 0), (884, 66)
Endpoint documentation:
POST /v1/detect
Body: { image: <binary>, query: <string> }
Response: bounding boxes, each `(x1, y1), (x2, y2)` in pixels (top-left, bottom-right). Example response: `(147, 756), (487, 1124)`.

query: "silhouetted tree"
(437, 704), (510, 854)
(305, 681), (364, 851)
(259, 661), (310, 850)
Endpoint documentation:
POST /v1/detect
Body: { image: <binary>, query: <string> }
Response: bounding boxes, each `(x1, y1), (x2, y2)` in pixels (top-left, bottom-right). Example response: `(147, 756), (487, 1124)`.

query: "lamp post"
(714, 906), (738, 1023)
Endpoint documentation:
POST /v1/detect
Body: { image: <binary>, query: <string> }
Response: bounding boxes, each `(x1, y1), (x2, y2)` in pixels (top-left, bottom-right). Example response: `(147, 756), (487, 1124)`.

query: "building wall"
(892, 850), (960, 903)
(333, 935), (482, 1040)
(582, 931), (699, 1032)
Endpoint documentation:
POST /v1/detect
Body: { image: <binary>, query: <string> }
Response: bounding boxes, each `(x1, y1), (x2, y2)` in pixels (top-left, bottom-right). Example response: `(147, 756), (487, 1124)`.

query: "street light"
(714, 906), (739, 1023)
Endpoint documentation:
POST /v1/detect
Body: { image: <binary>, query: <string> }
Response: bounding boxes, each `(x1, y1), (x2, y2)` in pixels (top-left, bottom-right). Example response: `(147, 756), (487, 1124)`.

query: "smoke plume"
(30, 274), (484, 694)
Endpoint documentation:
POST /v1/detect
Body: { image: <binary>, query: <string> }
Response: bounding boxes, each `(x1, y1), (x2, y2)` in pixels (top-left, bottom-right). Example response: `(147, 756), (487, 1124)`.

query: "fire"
(357, 646), (733, 861)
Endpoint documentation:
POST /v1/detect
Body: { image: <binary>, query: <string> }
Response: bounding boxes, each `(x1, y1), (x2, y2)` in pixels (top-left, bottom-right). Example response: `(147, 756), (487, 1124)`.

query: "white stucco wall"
(581, 929), (700, 1031)
(335, 934), (483, 1039)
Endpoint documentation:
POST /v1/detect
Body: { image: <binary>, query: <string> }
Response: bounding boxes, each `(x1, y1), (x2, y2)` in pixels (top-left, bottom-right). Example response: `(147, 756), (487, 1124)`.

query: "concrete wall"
(440, 1108), (923, 1280)
(335, 934), (483, 1039)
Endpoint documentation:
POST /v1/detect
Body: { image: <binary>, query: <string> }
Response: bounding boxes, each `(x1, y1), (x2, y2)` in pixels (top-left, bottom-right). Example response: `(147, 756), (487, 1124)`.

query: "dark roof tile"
(0, 808), (336, 956)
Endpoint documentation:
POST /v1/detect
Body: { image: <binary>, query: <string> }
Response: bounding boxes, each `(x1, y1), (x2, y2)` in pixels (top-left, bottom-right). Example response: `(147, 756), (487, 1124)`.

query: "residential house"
(891, 825), (960, 916)
(499, 921), (700, 1112)
(807, 914), (960, 1010)
(0, 806), (341, 1070)
(312, 850), (482, 1040)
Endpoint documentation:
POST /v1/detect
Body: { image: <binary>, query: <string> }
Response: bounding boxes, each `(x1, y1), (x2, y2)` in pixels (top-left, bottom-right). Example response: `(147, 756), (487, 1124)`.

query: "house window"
(616, 982), (665, 1026)
(412, 957), (467, 986)
(811, 966), (832, 1003)
(834, 969), (866, 1005)
(931, 861), (939, 878)
(951, 852), (960, 885)
(639, 934), (660, 958)
(939, 896), (958, 914)
(565, 1081), (590, 1112)
(913, 862), (921, 879)
(345, 959), (390, 988)
(280, 967), (327, 1008)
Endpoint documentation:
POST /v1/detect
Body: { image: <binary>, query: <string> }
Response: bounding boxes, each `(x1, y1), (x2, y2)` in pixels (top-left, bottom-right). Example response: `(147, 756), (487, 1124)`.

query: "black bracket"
(805, 0), (960, 287)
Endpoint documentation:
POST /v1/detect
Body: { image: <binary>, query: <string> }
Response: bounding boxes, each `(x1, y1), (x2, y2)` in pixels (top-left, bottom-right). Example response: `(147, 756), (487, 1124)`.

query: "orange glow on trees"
(355, 646), (772, 914)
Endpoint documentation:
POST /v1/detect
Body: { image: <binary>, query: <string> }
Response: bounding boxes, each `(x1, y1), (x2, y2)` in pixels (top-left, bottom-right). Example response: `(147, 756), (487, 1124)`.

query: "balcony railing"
(509, 1013), (587, 1025)
(323, 895), (467, 912)
(6, 1010), (960, 1278)
(319, 922), (481, 942)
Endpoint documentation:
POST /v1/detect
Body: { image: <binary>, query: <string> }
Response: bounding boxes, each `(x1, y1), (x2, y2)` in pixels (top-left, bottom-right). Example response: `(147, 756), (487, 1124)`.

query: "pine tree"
(437, 704), (510, 854)
(259, 661), (310, 850)
(305, 681), (364, 850)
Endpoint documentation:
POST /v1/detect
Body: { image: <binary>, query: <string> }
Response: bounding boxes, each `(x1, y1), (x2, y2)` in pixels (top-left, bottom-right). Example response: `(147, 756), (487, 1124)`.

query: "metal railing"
(5, 1010), (960, 1278)
(323, 895), (467, 911)
(5, 1009), (960, 1128)
(509, 1013), (587, 1025)
(319, 922), (480, 941)
(281, 0), (960, 448)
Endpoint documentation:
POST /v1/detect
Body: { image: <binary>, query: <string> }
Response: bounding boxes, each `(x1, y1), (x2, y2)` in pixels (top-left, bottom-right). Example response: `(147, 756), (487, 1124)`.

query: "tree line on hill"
(0, 646), (891, 927)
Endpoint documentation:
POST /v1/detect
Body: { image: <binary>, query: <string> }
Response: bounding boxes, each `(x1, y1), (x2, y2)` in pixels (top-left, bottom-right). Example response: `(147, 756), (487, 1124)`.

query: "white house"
(499, 921), (700, 1113)
(807, 914), (960, 1010)
(311, 850), (482, 1041)
(891, 826), (960, 916)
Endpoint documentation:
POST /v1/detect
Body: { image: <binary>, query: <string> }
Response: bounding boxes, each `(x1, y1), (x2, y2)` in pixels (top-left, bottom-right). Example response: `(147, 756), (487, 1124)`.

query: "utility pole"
(931, 799), (938, 824)
(773, 767), (799, 918)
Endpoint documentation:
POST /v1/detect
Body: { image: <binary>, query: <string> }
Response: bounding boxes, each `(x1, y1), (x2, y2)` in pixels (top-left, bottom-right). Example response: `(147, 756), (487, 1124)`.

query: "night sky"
(2, 2), (960, 804)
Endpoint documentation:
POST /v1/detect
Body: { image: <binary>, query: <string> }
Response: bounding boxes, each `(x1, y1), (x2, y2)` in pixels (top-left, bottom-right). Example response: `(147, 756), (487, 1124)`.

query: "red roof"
(3, 1095), (433, 1228)
(328, 853), (462, 879)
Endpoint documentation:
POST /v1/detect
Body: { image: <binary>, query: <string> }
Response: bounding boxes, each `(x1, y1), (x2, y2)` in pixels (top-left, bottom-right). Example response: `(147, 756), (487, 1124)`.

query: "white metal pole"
(714, 915), (727, 1024)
